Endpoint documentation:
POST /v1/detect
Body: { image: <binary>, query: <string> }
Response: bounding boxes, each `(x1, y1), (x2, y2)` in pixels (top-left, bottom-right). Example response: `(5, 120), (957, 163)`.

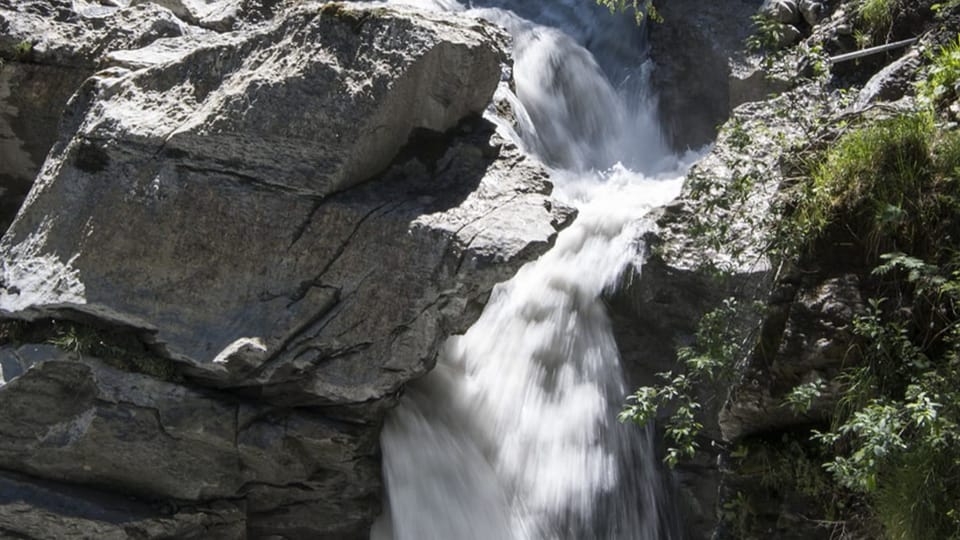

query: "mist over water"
(373, 1), (696, 538)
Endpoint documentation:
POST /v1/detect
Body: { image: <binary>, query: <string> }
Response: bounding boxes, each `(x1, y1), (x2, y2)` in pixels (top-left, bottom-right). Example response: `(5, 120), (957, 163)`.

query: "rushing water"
(373, 1), (695, 538)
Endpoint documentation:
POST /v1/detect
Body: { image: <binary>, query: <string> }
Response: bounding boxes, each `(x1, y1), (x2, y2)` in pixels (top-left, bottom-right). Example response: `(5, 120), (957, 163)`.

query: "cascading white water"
(373, 2), (697, 538)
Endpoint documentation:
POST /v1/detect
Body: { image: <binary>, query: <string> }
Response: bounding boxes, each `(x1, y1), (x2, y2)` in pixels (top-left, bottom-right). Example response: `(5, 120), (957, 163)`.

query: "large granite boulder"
(0, 1), (575, 537)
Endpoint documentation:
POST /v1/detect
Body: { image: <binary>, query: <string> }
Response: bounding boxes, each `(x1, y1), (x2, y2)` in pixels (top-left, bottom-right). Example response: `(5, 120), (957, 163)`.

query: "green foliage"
(594, 0), (660, 24)
(620, 298), (747, 466)
(783, 377), (826, 414)
(739, 436), (837, 500)
(774, 106), (960, 537)
(720, 491), (755, 537)
(746, 14), (790, 52)
(919, 35), (960, 106)
(781, 112), (960, 258)
(812, 253), (960, 539)
(48, 324), (99, 356)
(932, 0), (960, 15)
(873, 435), (960, 539)
(853, 29), (873, 49)
(802, 44), (829, 79)
(857, 0), (898, 37)
(725, 435), (844, 537)
(723, 100), (960, 536)
(13, 40), (31, 60)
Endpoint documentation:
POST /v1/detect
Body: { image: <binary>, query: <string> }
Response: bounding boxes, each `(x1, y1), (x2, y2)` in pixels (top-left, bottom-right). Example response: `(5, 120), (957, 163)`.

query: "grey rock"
(761, 0), (802, 25)
(128, 0), (238, 29)
(0, 0), (192, 69)
(777, 23), (804, 48)
(799, 0), (824, 26)
(0, 470), (245, 539)
(720, 275), (864, 441)
(0, 2), (574, 537)
(0, 344), (68, 384)
(647, 0), (762, 149)
(853, 48), (922, 110)
(729, 60), (793, 109)
(124, 0), (292, 31)
(0, 353), (380, 536)
(0, 0), (193, 232)
(0, 63), (89, 233)
(835, 22), (854, 35)
(0, 3), (572, 406)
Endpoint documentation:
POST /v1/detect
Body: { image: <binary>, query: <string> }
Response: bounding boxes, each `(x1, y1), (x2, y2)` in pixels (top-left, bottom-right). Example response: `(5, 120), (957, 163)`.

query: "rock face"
(609, 37), (851, 538)
(611, 2), (956, 537)
(0, 1), (574, 537)
(646, 0), (764, 150)
(0, 0), (193, 231)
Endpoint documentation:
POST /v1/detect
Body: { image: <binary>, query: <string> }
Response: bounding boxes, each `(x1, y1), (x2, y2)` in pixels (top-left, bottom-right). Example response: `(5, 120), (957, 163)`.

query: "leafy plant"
(595, 0), (661, 24)
(48, 324), (98, 356)
(746, 13), (791, 52)
(46, 321), (181, 381)
(811, 249), (960, 539)
(853, 29), (873, 50)
(783, 378), (826, 414)
(919, 35), (960, 106)
(13, 40), (31, 60)
(720, 491), (755, 537)
(803, 44), (830, 79)
(932, 0), (960, 15)
(620, 298), (749, 466)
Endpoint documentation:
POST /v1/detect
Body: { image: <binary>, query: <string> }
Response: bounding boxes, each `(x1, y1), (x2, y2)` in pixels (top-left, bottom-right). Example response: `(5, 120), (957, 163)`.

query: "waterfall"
(373, 2), (696, 538)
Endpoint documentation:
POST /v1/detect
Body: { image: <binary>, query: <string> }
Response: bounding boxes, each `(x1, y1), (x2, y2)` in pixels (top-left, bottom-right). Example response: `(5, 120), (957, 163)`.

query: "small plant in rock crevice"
(43, 321), (182, 382)
(13, 40), (32, 60)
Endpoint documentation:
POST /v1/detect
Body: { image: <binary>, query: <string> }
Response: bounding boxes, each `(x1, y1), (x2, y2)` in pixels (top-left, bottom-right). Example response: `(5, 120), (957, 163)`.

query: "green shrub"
(46, 321), (181, 381)
(745, 13), (792, 52)
(813, 242), (960, 539)
(782, 113), (960, 258)
(920, 35), (960, 105)
(817, 274), (960, 539)
(858, 0), (899, 37)
(620, 298), (748, 466)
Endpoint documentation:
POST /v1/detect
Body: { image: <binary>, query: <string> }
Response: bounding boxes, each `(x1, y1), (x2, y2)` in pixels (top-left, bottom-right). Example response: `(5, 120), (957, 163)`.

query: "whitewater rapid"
(373, 1), (696, 538)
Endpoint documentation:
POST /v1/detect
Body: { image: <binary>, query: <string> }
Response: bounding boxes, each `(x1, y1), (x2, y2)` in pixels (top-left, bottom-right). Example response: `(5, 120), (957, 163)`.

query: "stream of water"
(373, 2), (696, 538)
